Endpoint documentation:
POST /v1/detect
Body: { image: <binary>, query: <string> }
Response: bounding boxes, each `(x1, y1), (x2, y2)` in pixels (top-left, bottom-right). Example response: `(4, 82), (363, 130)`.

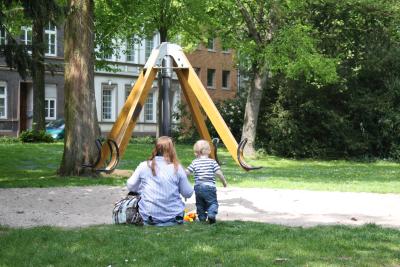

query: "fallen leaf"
(274, 258), (289, 263)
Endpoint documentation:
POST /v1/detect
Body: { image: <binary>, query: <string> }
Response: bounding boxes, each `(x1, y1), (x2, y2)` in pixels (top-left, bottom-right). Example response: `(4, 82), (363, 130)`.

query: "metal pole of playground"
(161, 55), (173, 137)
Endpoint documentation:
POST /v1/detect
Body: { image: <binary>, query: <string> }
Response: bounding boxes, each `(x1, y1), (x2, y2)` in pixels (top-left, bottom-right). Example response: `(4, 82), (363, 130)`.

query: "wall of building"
(94, 74), (159, 135)
(94, 35), (186, 136)
(0, 70), (20, 134)
(186, 39), (237, 101)
(0, 68), (64, 136)
(0, 23), (65, 136)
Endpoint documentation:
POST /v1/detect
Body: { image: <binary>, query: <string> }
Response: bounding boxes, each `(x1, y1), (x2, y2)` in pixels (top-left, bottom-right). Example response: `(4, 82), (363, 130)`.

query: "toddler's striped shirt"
(187, 156), (220, 187)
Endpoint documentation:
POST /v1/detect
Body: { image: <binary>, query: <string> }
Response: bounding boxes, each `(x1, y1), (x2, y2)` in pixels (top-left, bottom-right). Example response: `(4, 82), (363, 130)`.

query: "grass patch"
(0, 222), (399, 266)
(1, 143), (400, 193)
(0, 143), (126, 188)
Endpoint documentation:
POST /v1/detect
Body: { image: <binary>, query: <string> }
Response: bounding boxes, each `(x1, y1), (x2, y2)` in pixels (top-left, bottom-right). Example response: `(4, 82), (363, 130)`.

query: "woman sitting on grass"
(127, 136), (193, 226)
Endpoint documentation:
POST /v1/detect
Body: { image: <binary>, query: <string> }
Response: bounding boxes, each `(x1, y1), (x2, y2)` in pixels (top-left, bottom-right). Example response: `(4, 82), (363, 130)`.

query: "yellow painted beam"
(176, 69), (216, 159)
(96, 67), (158, 171)
(178, 65), (240, 165)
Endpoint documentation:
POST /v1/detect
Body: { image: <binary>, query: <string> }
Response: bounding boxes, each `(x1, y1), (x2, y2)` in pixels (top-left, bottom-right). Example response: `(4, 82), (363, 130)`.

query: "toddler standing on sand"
(186, 140), (227, 224)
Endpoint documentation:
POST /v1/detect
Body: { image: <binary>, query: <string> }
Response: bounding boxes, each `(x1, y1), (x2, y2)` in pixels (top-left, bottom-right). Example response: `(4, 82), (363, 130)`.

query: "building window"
(0, 27), (6, 45)
(0, 83), (7, 119)
(45, 98), (56, 120)
(144, 92), (154, 122)
(102, 85), (114, 120)
(45, 23), (57, 56)
(20, 26), (32, 53)
(102, 50), (113, 60)
(145, 38), (154, 61)
(207, 38), (215, 51)
(194, 67), (201, 76)
(126, 36), (135, 62)
(222, 70), (230, 89)
(45, 84), (57, 120)
(222, 43), (230, 53)
(207, 69), (216, 88)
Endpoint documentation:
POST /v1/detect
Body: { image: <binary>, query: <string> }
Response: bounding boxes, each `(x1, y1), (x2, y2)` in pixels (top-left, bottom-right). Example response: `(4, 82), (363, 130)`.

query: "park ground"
(0, 142), (400, 266)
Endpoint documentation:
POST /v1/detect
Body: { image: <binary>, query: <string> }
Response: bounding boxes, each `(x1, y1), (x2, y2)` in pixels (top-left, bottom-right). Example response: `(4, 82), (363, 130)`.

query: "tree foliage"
(94, 0), (207, 58)
(258, 0), (400, 159)
(190, 0), (400, 160)
(202, 0), (340, 155)
(0, 0), (32, 79)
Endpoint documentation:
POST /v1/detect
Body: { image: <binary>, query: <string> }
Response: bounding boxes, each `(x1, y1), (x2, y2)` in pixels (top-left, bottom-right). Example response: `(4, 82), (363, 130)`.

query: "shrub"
(0, 136), (21, 144)
(129, 136), (156, 144)
(207, 94), (246, 140)
(172, 94), (246, 144)
(171, 102), (200, 144)
(19, 130), (54, 143)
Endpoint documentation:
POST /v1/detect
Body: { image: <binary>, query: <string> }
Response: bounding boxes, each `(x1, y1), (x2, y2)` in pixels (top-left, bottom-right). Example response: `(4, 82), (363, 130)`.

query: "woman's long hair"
(148, 136), (179, 176)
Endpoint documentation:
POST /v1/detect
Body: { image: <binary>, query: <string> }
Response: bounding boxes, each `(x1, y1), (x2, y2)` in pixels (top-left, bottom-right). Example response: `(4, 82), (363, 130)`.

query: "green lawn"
(0, 222), (399, 266)
(1, 143), (400, 193)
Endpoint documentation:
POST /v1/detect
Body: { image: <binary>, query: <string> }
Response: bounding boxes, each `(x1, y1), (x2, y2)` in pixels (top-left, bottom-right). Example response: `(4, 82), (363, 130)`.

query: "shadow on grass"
(0, 222), (399, 266)
(1, 143), (400, 192)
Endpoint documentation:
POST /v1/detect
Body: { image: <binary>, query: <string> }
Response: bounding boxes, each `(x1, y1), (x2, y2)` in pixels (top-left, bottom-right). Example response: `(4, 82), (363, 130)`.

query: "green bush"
(0, 136), (21, 144)
(254, 1), (400, 160)
(207, 94), (246, 140)
(19, 130), (54, 143)
(129, 136), (156, 144)
(171, 102), (200, 143)
(172, 94), (246, 144)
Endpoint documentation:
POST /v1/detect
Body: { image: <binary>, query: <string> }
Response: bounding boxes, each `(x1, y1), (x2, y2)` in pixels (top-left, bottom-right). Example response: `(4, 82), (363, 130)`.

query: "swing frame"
(85, 43), (261, 173)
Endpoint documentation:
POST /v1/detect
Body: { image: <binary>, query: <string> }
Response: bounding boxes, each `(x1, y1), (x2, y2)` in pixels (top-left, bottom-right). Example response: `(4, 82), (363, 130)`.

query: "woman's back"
(127, 156), (193, 223)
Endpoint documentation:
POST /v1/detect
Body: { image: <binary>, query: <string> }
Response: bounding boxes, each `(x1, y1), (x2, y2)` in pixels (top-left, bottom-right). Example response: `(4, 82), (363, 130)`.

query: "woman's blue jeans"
(143, 213), (184, 227)
(194, 184), (218, 221)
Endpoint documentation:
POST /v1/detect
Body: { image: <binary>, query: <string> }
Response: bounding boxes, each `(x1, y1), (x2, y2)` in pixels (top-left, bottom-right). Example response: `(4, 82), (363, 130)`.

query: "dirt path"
(1, 186), (400, 228)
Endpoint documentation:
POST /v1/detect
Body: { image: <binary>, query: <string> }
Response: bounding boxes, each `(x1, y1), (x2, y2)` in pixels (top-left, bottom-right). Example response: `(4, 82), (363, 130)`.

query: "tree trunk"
(59, 0), (100, 176)
(157, 27), (168, 137)
(159, 27), (167, 43)
(32, 19), (46, 131)
(241, 65), (266, 156)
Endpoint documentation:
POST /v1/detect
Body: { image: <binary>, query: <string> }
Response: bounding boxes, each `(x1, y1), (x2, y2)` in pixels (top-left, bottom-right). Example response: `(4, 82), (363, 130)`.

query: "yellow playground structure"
(83, 43), (261, 173)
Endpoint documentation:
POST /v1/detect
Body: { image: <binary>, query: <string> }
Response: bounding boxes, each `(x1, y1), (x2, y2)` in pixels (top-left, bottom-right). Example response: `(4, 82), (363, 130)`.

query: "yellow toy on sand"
(184, 210), (197, 222)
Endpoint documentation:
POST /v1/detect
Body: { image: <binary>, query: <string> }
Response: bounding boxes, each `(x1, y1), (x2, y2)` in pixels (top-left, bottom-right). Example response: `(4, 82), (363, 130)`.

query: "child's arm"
(215, 170), (227, 187)
(186, 162), (194, 176)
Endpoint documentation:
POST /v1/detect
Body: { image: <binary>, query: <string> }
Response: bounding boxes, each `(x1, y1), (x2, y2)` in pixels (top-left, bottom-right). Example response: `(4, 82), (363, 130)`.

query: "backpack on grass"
(112, 192), (143, 225)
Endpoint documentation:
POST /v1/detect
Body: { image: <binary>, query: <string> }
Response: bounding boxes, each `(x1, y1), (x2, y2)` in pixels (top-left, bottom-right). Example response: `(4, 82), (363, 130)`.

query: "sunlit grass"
(1, 143), (400, 192)
(213, 151), (400, 193)
(0, 222), (399, 266)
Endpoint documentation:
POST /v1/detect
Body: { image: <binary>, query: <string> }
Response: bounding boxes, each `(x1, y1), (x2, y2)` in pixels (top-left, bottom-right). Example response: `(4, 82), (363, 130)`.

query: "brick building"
(186, 38), (237, 101)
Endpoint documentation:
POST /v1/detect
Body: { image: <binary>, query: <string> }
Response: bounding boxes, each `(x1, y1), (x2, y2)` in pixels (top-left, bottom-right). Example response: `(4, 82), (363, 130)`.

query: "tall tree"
(207, 0), (339, 156)
(205, 0), (283, 156)
(59, 0), (100, 176)
(258, 0), (400, 159)
(29, 3), (46, 131)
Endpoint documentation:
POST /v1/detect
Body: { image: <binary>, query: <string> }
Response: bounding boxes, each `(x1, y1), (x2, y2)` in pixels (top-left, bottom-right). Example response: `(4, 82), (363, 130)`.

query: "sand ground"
(1, 186), (399, 228)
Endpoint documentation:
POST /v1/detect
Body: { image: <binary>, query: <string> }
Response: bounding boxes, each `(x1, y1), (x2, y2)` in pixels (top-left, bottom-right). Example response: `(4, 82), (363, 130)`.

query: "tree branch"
(236, 0), (262, 44)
